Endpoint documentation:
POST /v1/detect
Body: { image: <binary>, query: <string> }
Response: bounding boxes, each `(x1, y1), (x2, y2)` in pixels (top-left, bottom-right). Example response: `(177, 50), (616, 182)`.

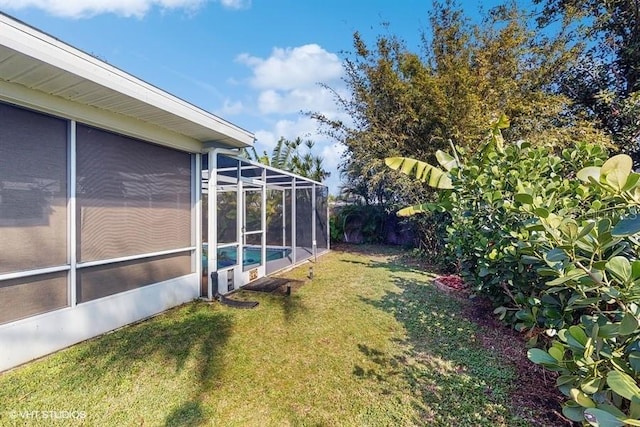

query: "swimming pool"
(202, 244), (292, 270)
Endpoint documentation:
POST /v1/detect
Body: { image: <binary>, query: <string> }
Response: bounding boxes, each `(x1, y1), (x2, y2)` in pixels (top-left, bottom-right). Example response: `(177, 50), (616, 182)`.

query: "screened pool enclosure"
(202, 151), (329, 297)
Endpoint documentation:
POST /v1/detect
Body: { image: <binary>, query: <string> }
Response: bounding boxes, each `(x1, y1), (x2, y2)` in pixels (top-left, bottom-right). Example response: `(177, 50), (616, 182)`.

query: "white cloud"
(233, 44), (350, 193)
(256, 85), (340, 115)
(321, 142), (345, 171)
(0, 0), (245, 18)
(254, 117), (317, 149)
(237, 44), (343, 91)
(216, 99), (244, 116)
(219, 0), (250, 9)
(235, 43), (348, 117)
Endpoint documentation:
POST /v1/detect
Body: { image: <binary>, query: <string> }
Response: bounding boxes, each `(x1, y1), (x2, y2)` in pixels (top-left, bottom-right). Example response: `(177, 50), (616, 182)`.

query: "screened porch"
(201, 151), (329, 296)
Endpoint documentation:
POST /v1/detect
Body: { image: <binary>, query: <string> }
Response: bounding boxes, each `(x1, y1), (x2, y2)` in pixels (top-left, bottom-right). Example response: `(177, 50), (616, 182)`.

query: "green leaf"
(632, 397), (640, 419)
(595, 405), (627, 419)
(583, 408), (624, 427)
(385, 157), (453, 189)
(562, 403), (586, 422)
(535, 207), (550, 218)
(527, 348), (559, 365)
(557, 375), (576, 387)
(630, 352), (640, 373)
(598, 323), (620, 339)
(601, 154), (633, 191)
(562, 404), (584, 422)
(620, 313), (639, 336)
(569, 325), (589, 345)
(561, 220), (579, 240)
(546, 248), (568, 262)
(612, 215), (640, 237)
(559, 326), (588, 349)
(578, 166), (602, 183)
(514, 193), (534, 204)
(577, 221), (596, 240)
(548, 346), (564, 361)
(581, 377), (602, 394)
(435, 150), (458, 171)
(606, 256), (632, 284)
(632, 261), (640, 281)
(493, 112), (510, 130)
(571, 388), (596, 408)
(396, 204), (431, 217)
(607, 371), (640, 400)
(547, 269), (587, 286)
(623, 172), (640, 192)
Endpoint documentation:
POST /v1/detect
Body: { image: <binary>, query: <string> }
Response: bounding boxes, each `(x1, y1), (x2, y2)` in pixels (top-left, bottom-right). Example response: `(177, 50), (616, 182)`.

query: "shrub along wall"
(387, 117), (640, 426)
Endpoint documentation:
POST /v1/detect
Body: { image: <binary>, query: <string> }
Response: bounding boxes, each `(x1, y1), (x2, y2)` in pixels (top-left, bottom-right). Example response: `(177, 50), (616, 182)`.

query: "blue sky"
(0, 0), (529, 194)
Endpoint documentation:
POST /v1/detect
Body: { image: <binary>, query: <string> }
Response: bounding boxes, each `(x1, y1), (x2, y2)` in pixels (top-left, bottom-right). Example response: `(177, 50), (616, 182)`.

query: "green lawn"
(0, 246), (534, 426)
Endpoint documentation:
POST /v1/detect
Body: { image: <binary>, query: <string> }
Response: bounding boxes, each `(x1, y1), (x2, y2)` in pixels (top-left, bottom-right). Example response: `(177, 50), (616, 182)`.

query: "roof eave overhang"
(0, 13), (255, 149)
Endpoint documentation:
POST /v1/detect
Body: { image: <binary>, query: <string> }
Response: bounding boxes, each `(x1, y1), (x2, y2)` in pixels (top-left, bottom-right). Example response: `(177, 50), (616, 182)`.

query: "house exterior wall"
(0, 96), (202, 372)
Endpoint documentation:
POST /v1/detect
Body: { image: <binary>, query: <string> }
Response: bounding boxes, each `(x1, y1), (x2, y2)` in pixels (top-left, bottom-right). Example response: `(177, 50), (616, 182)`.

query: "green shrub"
(522, 154), (640, 425)
(330, 204), (386, 244)
(387, 116), (640, 424)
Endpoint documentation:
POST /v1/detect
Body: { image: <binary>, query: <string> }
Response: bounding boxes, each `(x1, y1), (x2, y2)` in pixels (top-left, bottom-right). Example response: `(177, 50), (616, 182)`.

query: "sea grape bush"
(522, 154), (640, 425)
(386, 116), (640, 425)
(445, 139), (607, 332)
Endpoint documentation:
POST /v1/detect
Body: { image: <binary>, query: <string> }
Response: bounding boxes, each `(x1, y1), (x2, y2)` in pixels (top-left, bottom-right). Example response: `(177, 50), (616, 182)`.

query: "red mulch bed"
(433, 273), (571, 426)
(457, 293), (572, 426)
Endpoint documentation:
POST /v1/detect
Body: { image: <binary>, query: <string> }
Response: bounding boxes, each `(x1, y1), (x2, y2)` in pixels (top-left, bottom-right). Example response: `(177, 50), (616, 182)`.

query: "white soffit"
(0, 13), (254, 149)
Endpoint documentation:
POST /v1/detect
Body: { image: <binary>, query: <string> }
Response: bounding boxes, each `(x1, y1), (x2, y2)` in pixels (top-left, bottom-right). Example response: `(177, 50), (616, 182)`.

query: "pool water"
(202, 244), (292, 270)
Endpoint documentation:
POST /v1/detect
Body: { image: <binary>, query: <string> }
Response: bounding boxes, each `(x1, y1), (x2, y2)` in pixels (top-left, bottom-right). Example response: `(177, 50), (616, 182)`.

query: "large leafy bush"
(387, 117), (640, 424)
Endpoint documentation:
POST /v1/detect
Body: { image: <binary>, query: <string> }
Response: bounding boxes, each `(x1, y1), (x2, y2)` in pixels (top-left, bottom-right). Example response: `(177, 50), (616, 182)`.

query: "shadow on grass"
(53, 302), (233, 426)
(357, 275), (522, 426)
(242, 280), (308, 323)
(340, 258), (429, 275)
(281, 293), (306, 323)
(331, 243), (405, 258)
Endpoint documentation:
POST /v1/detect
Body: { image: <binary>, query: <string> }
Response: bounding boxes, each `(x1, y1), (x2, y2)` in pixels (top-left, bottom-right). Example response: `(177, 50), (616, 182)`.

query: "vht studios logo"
(9, 410), (87, 420)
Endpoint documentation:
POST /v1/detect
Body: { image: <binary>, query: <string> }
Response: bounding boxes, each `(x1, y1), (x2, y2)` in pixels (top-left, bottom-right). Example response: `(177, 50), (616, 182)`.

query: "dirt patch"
(459, 296), (573, 426)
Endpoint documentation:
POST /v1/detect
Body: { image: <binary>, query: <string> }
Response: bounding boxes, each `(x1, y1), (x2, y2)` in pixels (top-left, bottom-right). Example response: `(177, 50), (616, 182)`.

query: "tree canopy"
(535, 0), (640, 161)
(245, 136), (330, 183)
(313, 0), (609, 209)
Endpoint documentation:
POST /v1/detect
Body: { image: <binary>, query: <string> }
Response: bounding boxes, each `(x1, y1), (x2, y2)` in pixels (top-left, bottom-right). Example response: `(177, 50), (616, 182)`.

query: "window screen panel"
(0, 272), (68, 324)
(285, 189), (293, 247)
(76, 125), (192, 262)
(295, 186), (313, 248)
(0, 102), (68, 274)
(295, 185), (313, 263)
(316, 186), (329, 250)
(216, 190), (237, 244)
(77, 252), (192, 303)
(266, 189), (285, 246)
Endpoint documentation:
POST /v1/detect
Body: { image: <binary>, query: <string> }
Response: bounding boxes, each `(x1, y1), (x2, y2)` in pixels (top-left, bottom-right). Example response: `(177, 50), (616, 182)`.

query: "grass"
(0, 246), (535, 426)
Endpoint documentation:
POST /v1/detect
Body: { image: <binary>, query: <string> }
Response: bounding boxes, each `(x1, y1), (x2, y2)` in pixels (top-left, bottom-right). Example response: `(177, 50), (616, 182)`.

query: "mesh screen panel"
(0, 103), (68, 273)
(77, 252), (191, 302)
(76, 125), (192, 262)
(295, 185), (313, 262)
(315, 185), (329, 250)
(0, 271), (68, 324)
(216, 190), (237, 244)
(265, 189), (285, 246)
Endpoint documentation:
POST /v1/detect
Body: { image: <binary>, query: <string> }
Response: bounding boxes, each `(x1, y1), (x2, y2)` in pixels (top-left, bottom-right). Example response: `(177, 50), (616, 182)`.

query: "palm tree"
(244, 137), (330, 182)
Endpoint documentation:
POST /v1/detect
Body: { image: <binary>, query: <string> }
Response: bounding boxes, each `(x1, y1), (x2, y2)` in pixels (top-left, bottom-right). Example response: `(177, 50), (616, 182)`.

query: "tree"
(313, 0), (608, 214)
(245, 136), (330, 182)
(535, 0), (640, 161)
